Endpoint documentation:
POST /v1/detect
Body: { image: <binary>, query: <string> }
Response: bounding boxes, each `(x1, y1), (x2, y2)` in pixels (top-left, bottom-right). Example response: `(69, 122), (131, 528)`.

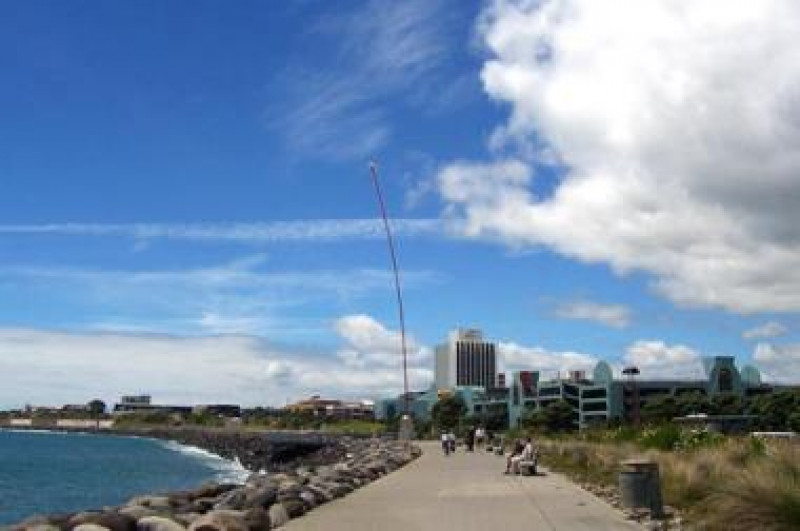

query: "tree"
(641, 394), (679, 424)
(87, 399), (107, 417)
(748, 390), (800, 430)
(709, 393), (744, 415)
(524, 400), (576, 433)
(431, 395), (467, 431)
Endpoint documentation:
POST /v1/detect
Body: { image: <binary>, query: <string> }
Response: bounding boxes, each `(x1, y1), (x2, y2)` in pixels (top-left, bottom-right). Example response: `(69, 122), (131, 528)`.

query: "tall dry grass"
(538, 437), (800, 530)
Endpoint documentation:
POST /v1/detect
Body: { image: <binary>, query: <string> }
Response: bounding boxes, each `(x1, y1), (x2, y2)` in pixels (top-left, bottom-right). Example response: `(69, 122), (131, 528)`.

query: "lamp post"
(368, 162), (412, 438)
(622, 366), (640, 427)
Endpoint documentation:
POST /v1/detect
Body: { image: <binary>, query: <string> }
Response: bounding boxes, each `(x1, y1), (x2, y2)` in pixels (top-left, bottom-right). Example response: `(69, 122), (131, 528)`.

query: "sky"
(2, 0), (800, 408)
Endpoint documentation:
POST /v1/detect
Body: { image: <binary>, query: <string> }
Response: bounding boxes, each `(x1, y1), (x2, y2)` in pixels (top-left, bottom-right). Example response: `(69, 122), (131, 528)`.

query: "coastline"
(4, 427), (420, 530)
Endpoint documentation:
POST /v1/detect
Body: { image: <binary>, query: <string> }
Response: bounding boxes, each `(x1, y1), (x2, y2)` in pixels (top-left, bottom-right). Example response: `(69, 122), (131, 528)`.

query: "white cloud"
(499, 341), (597, 379)
(752, 342), (800, 384)
(743, 321), (788, 339)
(0, 219), (442, 244)
(334, 314), (431, 370)
(555, 300), (631, 328)
(438, 0), (800, 313)
(624, 340), (705, 379)
(0, 316), (432, 409)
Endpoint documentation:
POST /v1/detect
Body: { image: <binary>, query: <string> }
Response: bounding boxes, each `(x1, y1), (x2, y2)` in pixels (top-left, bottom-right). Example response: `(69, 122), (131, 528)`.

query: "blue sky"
(2, 0), (800, 407)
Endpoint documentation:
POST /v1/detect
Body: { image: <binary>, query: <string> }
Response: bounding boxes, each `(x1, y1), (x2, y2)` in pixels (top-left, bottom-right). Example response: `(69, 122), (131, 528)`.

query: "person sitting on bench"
(507, 437), (535, 475)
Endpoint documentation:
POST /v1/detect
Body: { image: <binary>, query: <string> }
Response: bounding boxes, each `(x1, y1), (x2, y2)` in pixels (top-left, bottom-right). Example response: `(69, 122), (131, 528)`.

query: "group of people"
(440, 426), (496, 455)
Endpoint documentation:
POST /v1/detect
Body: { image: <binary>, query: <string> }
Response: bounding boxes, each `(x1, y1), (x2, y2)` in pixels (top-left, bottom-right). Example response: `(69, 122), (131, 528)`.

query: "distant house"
(285, 395), (375, 420)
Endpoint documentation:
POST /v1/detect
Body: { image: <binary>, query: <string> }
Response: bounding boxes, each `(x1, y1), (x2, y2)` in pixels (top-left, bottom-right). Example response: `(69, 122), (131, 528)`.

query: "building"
(435, 328), (498, 390)
(112, 395), (192, 416)
(506, 356), (789, 429)
(284, 396), (375, 420)
(378, 350), (796, 432)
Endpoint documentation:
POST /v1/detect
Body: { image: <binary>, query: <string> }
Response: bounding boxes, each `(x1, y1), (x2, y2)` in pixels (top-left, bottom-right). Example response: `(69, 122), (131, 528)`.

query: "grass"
(533, 434), (800, 530)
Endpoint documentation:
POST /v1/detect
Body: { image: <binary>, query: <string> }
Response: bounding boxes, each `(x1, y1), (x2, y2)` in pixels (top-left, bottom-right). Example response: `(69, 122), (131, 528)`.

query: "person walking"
(441, 431), (451, 456)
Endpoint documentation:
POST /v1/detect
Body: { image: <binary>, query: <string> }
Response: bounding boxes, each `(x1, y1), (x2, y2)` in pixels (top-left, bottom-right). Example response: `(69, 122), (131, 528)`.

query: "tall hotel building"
(435, 328), (498, 390)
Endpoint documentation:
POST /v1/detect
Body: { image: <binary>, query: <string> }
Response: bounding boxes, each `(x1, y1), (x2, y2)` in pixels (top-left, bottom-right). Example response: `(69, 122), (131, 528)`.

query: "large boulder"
(68, 512), (136, 531)
(242, 508), (270, 531)
(188, 511), (248, 531)
(243, 485), (277, 509)
(136, 517), (187, 531)
(279, 500), (304, 519)
(267, 504), (289, 529)
(118, 507), (163, 521)
(187, 484), (237, 501)
(127, 497), (172, 511)
(213, 489), (249, 511)
(72, 525), (110, 531)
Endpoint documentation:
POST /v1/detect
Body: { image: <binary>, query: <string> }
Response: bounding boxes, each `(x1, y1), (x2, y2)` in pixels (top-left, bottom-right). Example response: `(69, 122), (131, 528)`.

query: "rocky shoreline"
(7, 428), (421, 531)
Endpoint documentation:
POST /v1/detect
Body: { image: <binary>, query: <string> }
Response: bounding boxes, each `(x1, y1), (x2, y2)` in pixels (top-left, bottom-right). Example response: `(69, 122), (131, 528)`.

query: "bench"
(518, 459), (537, 476)
(518, 450), (540, 476)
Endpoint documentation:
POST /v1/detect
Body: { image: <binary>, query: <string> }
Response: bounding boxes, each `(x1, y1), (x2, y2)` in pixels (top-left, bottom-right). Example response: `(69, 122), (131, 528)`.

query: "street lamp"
(622, 366), (640, 426)
(368, 162), (412, 439)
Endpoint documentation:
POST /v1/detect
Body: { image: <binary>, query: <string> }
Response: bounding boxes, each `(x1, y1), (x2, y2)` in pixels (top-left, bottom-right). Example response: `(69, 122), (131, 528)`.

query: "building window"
(718, 368), (733, 392)
(582, 388), (607, 399)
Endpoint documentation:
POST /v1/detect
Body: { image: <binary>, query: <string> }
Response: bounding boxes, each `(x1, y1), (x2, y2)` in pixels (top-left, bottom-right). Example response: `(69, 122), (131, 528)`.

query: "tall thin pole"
(369, 161), (410, 416)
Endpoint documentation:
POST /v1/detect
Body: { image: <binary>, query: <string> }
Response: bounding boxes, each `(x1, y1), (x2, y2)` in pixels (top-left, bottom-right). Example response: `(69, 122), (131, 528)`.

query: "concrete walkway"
(284, 441), (641, 531)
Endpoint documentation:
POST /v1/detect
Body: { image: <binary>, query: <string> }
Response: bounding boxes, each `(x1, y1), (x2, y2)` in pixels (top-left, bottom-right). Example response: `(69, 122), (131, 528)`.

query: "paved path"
(284, 441), (641, 531)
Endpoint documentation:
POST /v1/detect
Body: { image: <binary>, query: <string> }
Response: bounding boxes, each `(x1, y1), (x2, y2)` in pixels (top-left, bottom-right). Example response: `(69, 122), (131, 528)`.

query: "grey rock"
(118, 506), (163, 521)
(242, 507), (270, 531)
(280, 499), (305, 519)
(267, 504), (289, 529)
(69, 512), (136, 531)
(213, 488), (249, 511)
(171, 514), (202, 527)
(243, 485), (277, 509)
(127, 496), (172, 510)
(136, 516), (187, 531)
(73, 525), (111, 531)
(188, 510), (248, 531)
(298, 490), (317, 509)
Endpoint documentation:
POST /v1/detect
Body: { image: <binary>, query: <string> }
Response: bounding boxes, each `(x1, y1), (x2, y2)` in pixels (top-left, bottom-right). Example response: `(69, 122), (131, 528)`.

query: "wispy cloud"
(743, 321), (787, 340)
(0, 218), (443, 243)
(555, 300), (631, 328)
(0, 257), (443, 337)
(272, 0), (459, 159)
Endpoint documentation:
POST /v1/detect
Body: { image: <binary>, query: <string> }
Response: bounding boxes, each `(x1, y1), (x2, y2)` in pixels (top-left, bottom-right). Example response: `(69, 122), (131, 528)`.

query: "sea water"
(0, 429), (248, 525)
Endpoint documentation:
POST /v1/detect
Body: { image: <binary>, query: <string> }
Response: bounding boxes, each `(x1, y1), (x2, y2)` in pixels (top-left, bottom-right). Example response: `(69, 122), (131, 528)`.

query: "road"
(284, 441), (641, 530)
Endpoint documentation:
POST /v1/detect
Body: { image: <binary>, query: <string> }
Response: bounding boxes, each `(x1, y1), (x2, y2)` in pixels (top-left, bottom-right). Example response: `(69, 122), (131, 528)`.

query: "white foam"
(158, 440), (250, 484)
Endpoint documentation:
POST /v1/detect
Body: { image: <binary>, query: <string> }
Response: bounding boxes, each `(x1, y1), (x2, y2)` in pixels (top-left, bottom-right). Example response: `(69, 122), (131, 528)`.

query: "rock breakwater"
(8, 430), (421, 530)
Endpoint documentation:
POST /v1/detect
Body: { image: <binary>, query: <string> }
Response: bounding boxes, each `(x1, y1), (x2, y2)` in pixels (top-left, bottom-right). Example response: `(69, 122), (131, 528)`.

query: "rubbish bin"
(618, 459), (664, 518)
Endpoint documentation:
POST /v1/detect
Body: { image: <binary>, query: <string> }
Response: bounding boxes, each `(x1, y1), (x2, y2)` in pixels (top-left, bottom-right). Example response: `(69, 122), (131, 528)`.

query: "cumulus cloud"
(334, 314), (431, 370)
(742, 321), (788, 340)
(438, 0), (800, 313)
(499, 341), (597, 379)
(752, 343), (800, 384)
(0, 316), (433, 409)
(555, 300), (631, 328)
(624, 340), (705, 379)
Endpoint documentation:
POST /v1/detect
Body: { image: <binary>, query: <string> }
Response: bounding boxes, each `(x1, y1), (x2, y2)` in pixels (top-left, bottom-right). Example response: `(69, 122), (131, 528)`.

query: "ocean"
(0, 429), (248, 525)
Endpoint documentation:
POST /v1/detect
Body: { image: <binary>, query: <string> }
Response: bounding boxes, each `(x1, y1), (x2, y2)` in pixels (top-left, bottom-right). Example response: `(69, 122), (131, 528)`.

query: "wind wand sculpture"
(368, 161), (411, 422)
